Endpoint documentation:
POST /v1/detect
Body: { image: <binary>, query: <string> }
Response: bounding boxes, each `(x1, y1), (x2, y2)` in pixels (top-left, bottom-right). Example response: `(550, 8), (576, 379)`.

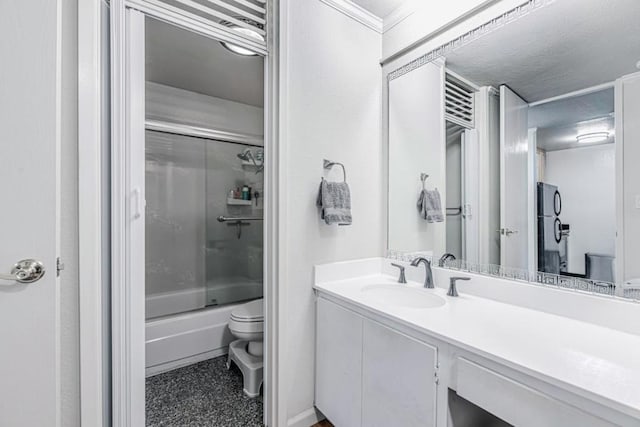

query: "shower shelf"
(227, 198), (252, 206)
(241, 160), (263, 167)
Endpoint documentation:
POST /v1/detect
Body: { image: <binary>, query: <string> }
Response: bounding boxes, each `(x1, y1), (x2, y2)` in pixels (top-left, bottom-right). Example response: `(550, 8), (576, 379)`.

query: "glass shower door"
(205, 142), (264, 306)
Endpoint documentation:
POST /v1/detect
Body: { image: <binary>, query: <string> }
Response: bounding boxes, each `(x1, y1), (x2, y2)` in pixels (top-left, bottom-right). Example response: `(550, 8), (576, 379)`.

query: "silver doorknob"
(0, 259), (45, 284)
(498, 228), (519, 236)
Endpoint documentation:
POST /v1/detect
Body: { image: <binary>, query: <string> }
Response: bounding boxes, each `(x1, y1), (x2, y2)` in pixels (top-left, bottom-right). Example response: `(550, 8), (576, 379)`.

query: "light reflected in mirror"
(386, 0), (640, 299)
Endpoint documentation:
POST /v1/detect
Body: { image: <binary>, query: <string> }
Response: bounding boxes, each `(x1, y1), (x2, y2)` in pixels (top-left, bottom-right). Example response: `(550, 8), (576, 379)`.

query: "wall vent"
(132, 0), (267, 54)
(445, 71), (476, 129)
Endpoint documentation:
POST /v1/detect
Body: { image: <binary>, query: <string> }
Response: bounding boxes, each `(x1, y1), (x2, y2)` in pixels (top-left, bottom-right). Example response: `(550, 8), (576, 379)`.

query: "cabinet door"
(315, 298), (363, 427)
(362, 319), (438, 427)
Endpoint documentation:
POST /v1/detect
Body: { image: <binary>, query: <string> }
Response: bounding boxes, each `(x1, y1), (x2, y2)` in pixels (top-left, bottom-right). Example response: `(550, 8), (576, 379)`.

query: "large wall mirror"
(387, 0), (640, 299)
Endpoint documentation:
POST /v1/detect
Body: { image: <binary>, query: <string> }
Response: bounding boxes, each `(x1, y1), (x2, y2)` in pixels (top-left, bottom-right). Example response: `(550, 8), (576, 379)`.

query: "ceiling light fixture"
(576, 132), (609, 144)
(219, 19), (264, 57)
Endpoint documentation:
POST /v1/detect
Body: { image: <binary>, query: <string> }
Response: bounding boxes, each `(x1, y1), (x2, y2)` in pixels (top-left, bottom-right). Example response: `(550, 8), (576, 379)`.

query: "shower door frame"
(108, 1), (284, 427)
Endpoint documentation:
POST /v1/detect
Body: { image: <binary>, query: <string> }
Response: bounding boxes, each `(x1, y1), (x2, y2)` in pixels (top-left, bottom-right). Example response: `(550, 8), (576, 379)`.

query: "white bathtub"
(145, 280), (262, 377)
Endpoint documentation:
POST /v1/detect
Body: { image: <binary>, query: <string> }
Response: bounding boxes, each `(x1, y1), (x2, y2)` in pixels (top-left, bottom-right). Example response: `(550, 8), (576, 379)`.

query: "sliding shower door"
(145, 129), (263, 319)
(145, 131), (208, 319)
(205, 142), (264, 306)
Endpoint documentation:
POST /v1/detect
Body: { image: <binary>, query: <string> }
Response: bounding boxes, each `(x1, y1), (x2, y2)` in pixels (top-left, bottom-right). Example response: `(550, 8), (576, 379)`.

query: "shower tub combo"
(145, 129), (264, 376)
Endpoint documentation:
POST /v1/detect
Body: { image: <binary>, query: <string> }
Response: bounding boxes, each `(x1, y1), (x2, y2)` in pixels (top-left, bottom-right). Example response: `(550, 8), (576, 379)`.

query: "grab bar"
(217, 216), (263, 223)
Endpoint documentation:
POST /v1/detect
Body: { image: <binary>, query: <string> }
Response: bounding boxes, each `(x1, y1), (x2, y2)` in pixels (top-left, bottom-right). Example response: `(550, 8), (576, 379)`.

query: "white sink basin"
(361, 284), (445, 309)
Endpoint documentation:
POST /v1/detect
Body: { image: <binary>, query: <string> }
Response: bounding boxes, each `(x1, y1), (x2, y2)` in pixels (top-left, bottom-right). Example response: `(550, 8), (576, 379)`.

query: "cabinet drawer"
(456, 358), (612, 427)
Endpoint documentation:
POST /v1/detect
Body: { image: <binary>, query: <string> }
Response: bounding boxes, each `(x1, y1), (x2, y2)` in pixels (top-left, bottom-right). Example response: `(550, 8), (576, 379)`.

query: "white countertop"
(314, 274), (640, 421)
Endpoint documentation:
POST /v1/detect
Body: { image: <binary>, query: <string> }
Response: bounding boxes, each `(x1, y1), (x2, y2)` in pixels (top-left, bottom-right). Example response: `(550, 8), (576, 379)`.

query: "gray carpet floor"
(146, 356), (263, 427)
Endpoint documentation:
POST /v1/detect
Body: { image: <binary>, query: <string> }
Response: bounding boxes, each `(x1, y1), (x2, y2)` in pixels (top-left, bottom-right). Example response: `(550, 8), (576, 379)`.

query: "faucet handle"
(447, 276), (470, 297)
(391, 263), (407, 284)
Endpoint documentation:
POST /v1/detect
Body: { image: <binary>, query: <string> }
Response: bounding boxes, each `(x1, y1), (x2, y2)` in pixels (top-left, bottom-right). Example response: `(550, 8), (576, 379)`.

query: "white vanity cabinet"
(316, 297), (439, 427)
(315, 297), (364, 427)
(362, 319), (438, 426)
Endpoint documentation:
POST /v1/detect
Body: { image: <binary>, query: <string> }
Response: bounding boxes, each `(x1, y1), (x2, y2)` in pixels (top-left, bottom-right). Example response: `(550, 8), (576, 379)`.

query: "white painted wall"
(280, 0), (383, 424)
(544, 144), (616, 275)
(388, 60), (446, 253)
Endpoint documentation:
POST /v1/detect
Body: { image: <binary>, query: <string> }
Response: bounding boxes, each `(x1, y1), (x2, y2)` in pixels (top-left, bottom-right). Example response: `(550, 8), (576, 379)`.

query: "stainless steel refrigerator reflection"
(537, 183), (563, 274)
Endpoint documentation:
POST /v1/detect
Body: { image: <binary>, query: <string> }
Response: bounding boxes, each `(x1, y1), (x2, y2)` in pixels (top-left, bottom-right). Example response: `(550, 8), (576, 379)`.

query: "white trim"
(382, 0), (417, 33)
(145, 119), (264, 146)
(614, 77), (624, 288)
(527, 128), (537, 273)
(78, 0), (106, 425)
(528, 81), (614, 107)
(318, 0), (383, 33)
(287, 407), (322, 427)
(266, 0), (285, 425)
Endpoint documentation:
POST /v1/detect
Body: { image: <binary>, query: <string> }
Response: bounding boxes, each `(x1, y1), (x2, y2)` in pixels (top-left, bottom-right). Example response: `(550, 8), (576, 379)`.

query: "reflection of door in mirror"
(499, 86), (531, 271)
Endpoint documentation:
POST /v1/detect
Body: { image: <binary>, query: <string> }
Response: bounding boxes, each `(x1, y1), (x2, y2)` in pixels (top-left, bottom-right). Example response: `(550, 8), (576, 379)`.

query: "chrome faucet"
(410, 257), (434, 288)
(447, 276), (470, 297)
(438, 253), (456, 267)
(390, 263), (407, 283)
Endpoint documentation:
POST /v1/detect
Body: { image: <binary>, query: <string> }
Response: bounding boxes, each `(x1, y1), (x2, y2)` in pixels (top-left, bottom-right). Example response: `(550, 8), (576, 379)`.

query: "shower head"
(237, 148), (264, 174)
(237, 149), (254, 162)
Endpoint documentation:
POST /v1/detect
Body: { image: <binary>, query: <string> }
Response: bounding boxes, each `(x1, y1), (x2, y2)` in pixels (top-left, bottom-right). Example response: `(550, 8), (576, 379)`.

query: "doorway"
(110, 5), (273, 426)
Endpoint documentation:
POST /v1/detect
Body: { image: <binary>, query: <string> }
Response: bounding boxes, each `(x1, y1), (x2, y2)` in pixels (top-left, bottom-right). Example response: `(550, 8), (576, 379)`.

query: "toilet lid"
(230, 298), (264, 322)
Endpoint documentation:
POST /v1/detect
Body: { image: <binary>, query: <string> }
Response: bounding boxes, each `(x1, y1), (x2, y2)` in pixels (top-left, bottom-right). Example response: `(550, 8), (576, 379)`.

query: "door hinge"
(56, 257), (65, 277)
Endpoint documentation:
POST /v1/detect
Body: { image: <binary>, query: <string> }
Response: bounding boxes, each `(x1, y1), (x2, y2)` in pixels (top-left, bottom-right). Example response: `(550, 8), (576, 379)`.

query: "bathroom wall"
(280, 0), (383, 424)
(544, 144), (616, 275)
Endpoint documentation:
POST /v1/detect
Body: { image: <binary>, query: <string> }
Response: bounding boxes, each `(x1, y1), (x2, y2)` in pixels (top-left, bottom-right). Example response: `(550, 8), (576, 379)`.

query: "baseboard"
(145, 348), (228, 377)
(287, 407), (323, 427)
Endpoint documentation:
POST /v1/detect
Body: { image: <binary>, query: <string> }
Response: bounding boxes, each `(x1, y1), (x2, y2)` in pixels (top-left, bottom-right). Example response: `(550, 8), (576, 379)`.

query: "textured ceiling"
(530, 88), (614, 151)
(444, 0), (640, 102)
(145, 17), (264, 107)
(351, 0), (406, 18)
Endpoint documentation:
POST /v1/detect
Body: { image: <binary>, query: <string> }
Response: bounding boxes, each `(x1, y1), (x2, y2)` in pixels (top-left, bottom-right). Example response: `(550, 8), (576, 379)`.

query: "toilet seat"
(229, 299), (264, 336)
(230, 299), (263, 322)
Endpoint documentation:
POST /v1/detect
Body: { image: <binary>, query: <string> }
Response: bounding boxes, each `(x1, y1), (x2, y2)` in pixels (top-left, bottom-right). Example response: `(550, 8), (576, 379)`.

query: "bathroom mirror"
(387, 0), (640, 298)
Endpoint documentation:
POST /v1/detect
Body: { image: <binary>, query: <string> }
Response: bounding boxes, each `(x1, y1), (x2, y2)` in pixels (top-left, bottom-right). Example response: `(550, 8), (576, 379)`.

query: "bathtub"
(145, 280), (262, 377)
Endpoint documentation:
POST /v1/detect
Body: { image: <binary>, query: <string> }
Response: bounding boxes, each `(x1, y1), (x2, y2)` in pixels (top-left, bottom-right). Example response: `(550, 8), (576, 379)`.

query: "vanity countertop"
(314, 274), (640, 421)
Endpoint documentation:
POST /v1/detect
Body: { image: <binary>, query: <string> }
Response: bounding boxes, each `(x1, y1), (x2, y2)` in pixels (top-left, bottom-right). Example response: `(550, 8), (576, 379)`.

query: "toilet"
(227, 298), (264, 397)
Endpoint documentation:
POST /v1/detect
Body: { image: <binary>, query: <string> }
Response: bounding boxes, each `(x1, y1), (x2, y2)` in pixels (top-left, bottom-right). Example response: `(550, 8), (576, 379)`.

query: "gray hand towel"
(316, 178), (352, 225)
(417, 188), (444, 223)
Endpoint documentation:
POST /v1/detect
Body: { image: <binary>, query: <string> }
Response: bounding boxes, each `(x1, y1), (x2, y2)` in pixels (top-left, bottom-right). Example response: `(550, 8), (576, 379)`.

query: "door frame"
(78, 0), (284, 425)
(78, 0), (109, 425)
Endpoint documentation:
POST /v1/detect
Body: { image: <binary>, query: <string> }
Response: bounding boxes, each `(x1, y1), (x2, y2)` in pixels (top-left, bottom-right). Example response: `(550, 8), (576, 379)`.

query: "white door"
(616, 71), (640, 283)
(0, 1), (61, 426)
(500, 86), (530, 270)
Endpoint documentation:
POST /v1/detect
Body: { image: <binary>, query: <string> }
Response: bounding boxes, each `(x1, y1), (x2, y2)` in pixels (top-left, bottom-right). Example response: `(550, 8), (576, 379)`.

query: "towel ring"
(323, 159), (347, 182)
(420, 173), (429, 189)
